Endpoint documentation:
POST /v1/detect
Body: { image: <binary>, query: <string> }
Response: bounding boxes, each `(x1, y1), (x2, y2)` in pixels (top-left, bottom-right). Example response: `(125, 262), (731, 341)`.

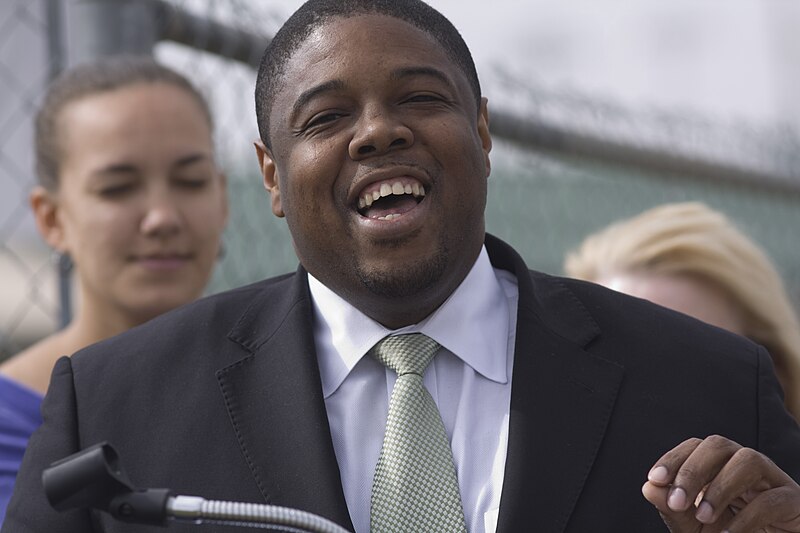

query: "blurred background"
(1, 0), (799, 359)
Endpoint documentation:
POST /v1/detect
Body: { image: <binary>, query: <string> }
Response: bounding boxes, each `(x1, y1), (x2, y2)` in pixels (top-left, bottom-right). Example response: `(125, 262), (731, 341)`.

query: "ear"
(477, 97), (492, 178)
(254, 139), (285, 218)
(30, 186), (69, 252)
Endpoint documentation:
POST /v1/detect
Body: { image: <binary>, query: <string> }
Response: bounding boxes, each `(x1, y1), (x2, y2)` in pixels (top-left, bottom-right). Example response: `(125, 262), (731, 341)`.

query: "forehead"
(62, 83), (205, 123)
(272, 14), (467, 109)
(56, 83), (214, 171)
(58, 84), (210, 141)
(299, 13), (444, 57)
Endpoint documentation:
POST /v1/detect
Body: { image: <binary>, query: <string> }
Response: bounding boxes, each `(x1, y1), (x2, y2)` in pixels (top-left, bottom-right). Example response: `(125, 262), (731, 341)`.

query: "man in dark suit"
(5, 0), (800, 531)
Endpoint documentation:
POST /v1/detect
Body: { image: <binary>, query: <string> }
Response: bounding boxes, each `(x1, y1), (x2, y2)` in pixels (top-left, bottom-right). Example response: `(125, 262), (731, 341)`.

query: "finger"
(668, 435), (741, 512)
(642, 482), (736, 533)
(642, 481), (671, 514)
(694, 447), (786, 524)
(642, 481), (706, 532)
(648, 437), (704, 487)
(722, 485), (800, 533)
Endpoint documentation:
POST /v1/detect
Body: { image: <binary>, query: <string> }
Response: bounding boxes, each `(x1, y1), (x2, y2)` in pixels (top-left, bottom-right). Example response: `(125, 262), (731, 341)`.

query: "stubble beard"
(355, 241), (449, 300)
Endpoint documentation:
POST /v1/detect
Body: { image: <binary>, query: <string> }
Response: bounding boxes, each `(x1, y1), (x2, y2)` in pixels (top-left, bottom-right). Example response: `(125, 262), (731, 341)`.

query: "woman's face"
(597, 271), (746, 336)
(38, 82), (228, 324)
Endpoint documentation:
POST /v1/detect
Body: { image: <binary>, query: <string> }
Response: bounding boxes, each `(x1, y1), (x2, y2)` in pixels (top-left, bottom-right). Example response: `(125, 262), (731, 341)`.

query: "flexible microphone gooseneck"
(42, 442), (352, 532)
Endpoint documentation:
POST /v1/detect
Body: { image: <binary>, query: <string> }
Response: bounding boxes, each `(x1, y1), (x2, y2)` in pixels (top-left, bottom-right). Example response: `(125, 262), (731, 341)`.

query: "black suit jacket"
(5, 235), (800, 532)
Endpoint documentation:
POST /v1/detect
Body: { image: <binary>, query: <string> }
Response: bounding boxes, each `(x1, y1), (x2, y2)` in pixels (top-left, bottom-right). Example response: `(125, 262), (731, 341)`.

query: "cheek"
(443, 131), (488, 197)
(183, 195), (227, 242)
(60, 204), (133, 257)
(67, 227), (130, 286)
(284, 146), (343, 217)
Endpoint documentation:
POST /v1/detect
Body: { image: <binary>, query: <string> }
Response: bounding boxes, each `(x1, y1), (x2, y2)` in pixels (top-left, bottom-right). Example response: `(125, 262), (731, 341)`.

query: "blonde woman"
(565, 201), (800, 419)
(0, 57), (228, 520)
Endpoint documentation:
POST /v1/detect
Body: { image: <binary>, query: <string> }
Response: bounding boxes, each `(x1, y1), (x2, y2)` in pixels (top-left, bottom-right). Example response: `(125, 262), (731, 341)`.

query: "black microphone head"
(42, 441), (134, 512)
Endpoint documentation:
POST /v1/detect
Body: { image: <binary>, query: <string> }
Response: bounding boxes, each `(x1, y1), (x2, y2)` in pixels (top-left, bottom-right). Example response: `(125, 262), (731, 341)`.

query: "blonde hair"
(565, 202), (800, 419)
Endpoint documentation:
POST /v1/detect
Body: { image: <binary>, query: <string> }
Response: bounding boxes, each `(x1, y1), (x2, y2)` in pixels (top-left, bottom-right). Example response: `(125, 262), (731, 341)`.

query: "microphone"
(43, 442), (351, 532)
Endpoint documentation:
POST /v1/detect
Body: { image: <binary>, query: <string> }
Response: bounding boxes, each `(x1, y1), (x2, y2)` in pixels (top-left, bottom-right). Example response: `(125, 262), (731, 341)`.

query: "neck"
(0, 288), (147, 395)
(0, 313), (132, 395)
(65, 307), (133, 350)
(76, 288), (144, 344)
(358, 292), (451, 330)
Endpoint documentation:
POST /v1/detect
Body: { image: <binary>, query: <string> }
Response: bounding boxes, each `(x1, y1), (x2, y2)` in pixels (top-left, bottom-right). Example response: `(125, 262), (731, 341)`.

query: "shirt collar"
(309, 246), (511, 398)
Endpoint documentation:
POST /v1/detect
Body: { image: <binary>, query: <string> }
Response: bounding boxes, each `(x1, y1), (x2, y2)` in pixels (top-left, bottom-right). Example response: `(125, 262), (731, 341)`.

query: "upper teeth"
(358, 181), (425, 209)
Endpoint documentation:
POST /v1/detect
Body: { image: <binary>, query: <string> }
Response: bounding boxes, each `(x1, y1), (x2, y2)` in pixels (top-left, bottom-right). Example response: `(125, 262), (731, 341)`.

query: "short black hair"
(254, 0), (481, 148)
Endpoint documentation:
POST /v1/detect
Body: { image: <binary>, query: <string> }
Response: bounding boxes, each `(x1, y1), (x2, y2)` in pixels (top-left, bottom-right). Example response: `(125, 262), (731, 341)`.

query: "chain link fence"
(0, 0), (63, 359)
(483, 69), (800, 301)
(1, 0), (799, 359)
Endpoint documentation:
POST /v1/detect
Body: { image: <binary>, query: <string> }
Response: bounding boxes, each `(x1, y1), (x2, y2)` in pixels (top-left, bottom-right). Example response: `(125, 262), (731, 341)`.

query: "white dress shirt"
(309, 246), (519, 533)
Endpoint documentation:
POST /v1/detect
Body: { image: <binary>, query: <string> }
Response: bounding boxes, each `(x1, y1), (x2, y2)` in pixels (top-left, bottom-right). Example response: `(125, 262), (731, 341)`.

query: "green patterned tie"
(369, 333), (467, 532)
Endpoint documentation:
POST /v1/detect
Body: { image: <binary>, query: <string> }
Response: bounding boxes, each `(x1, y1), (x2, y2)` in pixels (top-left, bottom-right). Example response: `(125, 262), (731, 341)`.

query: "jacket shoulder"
(530, 271), (761, 370)
(70, 272), (302, 375)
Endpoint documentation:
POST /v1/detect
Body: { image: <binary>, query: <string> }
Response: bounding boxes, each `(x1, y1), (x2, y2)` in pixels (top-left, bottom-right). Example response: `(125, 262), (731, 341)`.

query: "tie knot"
(370, 333), (440, 376)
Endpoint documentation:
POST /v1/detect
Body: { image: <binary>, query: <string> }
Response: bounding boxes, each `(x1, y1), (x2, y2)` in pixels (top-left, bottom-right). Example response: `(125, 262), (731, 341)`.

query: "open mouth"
(355, 178), (426, 221)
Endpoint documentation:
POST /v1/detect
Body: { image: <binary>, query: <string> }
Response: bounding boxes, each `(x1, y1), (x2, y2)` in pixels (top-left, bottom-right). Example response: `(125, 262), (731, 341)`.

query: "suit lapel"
(216, 268), (354, 531)
(487, 236), (625, 533)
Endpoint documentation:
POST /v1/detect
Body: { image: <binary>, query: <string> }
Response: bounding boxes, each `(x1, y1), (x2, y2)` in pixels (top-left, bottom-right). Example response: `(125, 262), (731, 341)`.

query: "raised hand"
(642, 435), (800, 532)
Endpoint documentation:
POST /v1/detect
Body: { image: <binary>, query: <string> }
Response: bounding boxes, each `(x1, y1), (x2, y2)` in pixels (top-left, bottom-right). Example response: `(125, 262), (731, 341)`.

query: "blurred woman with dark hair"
(0, 57), (228, 520)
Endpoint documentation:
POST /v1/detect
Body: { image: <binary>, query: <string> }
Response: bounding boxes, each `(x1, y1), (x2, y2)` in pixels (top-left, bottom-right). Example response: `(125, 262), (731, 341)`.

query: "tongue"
(363, 195), (419, 219)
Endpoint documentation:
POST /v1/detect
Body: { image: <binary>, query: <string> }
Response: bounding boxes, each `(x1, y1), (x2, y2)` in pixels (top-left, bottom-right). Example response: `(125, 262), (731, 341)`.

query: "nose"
(140, 195), (182, 238)
(348, 106), (413, 160)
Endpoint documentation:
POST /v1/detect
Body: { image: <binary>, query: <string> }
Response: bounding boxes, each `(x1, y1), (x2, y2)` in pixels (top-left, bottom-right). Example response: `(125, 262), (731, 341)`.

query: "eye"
(173, 176), (210, 189)
(305, 111), (346, 130)
(97, 182), (135, 198)
(403, 93), (446, 104)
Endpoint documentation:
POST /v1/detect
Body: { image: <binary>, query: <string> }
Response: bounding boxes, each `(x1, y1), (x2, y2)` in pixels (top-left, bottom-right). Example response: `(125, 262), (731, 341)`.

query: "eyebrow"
(389, 66), (454, 88)
(94, 163), (137, 177)
(92, 154), (210, 178)
(288, 66), (456, 123)
(173, 153), (209, 168)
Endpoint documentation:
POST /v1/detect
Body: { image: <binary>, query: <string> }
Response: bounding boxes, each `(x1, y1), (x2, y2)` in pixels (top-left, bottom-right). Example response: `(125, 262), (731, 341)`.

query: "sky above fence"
(261, 0), (800, 130)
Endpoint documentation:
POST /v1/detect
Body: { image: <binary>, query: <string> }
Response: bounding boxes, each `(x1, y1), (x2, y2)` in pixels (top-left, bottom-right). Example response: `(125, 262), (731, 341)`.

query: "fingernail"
(648, 465), (669, 483)
(695, 501), (714, 523)
(667, 486), (687, 511)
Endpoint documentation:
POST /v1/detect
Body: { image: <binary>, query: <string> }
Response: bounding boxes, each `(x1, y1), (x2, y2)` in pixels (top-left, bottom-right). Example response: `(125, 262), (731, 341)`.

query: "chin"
(356, 251), (448, 299)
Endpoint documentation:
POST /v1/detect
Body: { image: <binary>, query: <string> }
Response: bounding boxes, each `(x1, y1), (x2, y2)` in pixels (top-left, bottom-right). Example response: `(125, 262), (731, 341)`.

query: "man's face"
(257, 14), (492, 327)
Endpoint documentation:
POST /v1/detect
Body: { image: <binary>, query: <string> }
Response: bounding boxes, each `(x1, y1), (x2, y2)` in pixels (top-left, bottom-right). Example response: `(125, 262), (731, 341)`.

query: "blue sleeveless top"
(0, 374), (43, 524)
